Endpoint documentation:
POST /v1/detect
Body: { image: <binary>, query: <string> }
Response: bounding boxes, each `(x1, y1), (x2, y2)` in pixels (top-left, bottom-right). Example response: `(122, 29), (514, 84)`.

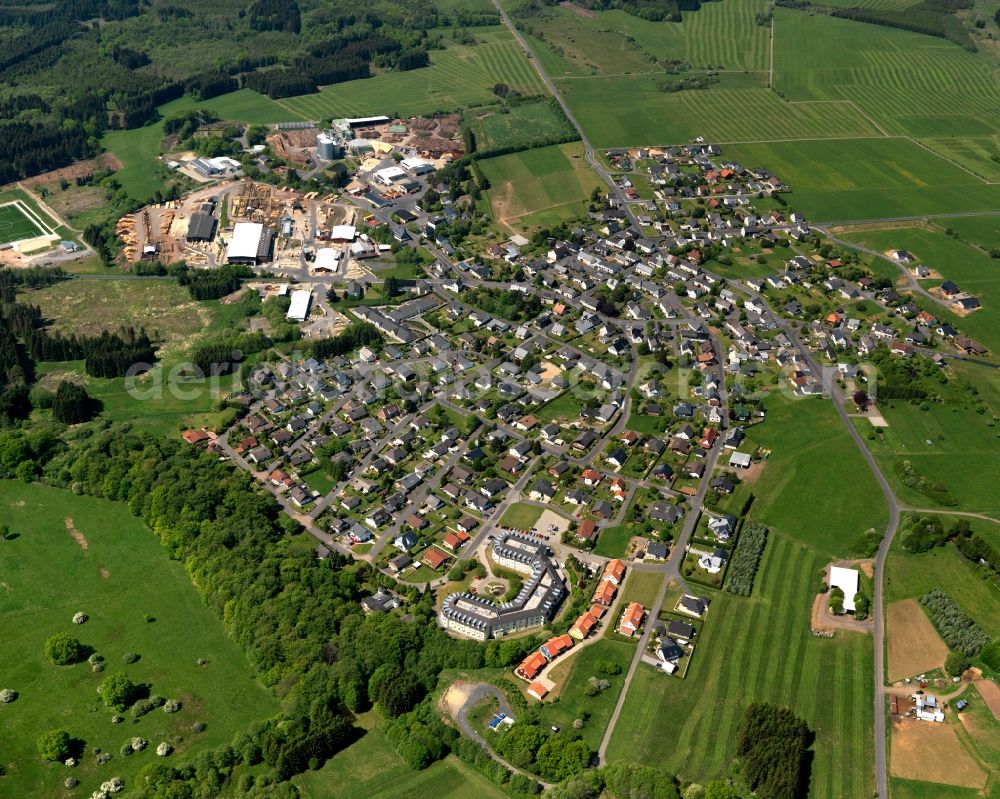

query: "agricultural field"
(278, 29), (544, 121)
(479, 142), (603, 233)
(746, 393), (888, 558)
(604, 533), (874, 799)
(294, 717), (513, 799)
(837, 225), (1000, 352)
(886, 599), (948, 682)
(773, 8), (1000, 139)
(463, 99), (577, 154)
(553, 75), (880, 148)
(0, 480), (277, 798)
(724, 139), (1000, 223)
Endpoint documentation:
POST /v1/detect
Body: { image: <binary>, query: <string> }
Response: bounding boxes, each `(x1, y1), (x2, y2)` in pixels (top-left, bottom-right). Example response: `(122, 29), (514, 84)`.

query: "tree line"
(736, 703), (812, 799)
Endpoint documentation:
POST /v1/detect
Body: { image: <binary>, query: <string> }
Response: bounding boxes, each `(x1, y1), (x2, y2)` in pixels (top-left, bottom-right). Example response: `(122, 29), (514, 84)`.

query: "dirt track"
(65, 516), (88, 550)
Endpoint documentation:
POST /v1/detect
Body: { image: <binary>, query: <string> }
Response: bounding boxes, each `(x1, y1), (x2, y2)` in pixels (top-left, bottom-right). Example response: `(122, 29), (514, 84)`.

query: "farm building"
(829, 566), (860, 612)
(226, 222), (273, 264)
(286, 290), (312, 322)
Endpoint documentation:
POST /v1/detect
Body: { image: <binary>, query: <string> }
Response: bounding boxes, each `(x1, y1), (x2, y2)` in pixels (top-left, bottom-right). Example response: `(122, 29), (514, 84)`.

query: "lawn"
(594, 523), (637, 559)
(604, 533), (874, 799)
(279, 29), (543, 121)
(616, 570), (665, 612)
(498, 503), (544, 531)
(294, 719), (513, 799)
(479, 142), (603, 234)
(890, 778), (983, 799)
(747, 393), (888, 558)
(537, 639), (636, 749)
(0, 480), (277, 798)
(535, 391), (583, 423)
(724, 139), (1000, 223)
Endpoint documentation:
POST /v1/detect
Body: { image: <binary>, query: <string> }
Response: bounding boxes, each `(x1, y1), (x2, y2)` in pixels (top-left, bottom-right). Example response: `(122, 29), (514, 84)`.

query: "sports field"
(605, 533), (874, 799)
(0, 480), (276, 797)
(480, 142), (602, 233)
(0, 200), (50, 244)
(279, 29), (543, 120)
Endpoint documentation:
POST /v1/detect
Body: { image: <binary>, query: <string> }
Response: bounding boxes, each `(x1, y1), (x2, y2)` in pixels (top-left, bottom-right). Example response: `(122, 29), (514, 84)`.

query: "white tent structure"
(829, 566), (860, 612)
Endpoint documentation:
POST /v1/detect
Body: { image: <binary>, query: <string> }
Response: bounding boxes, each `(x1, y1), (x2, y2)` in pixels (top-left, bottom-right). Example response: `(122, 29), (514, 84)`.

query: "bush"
(163, 699), (181, 714)
(980, 639), (1000, 672)
(594, 658), (622, 675)
(37, 729), (71, 761)
(98, 672), (139, 712)
(45, 633), (86, 665)
(122, 652), (140, 664)
(724, 521), (768, 596)
(0, 688), (16, 703)
(920, 589), (990, 656)
(945, 651), (971, 677)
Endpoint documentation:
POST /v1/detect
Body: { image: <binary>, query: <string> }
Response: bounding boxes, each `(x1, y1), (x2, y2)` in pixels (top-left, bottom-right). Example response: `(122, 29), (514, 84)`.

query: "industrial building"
(225, 222), (273, 265)
(375, 165), (407, 185)
(330, 224), (356, 242)
(400, 157), (436, 176)
(316, 132), (344, 160)
(286, 289), (312, 322)
(440, 532), (565, 640)
(189, 156), (242, 178)
(186, 208), (217, 242)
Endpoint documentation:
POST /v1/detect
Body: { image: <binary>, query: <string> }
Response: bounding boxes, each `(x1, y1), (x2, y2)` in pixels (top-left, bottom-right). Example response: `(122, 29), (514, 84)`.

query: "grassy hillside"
(0, 480), (277, 797)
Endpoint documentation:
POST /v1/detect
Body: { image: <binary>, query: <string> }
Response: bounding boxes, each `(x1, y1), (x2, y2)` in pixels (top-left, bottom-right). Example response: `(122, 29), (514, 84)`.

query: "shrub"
(724, 521), (768, 596)
(72, 612), (88, 625)
(131, 737), (147, 751)
(156, 742), (172, 757)
(98, 672), (139, 712)
(594, 658), (622, 675)
(163, 699), (181, 713)
(37, 729), (71, 761)
(0, 688), (16, 703)
(980, 639), (1000, 672)
(122, 652), (140, 664)
(920, 589), (990, 656)
(945, 651), (971, 677)
(45, 633), (86, 665)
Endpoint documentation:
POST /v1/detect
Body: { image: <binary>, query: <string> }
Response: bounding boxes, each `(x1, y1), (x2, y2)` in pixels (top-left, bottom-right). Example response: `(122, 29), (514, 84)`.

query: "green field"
(593, 523), (636, 558)
(27, 281), (257, 436)
(553, 75), (880, 148)
(279, 29), (544, 120)
(480, 142), (603, 233)
(498, 502), (545, 531)
(605, 533), (874, 799)
(774, 8), (1000, 139)
(294, 718), (513, 799)
(886, 537), (1000, 635)
(890, 778), (984, 799)
(838, 225), (1000, 352)
(616, 569), (665, 611)
(538, 639), (636, 749)
(724, 139), (1000, 223)
(0, 480), (277, 797)
(464, 99), (577, 154)
(0, 201), (48, 244)
(747, 394), (888, 558)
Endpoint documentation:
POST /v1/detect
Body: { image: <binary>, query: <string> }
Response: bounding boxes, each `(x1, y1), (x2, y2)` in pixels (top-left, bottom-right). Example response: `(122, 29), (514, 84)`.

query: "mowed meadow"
(0, 481), (276, 797)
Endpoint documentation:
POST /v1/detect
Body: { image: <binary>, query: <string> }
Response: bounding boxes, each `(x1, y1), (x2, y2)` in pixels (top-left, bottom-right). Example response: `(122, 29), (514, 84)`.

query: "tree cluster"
(724, 520), (768, 597)
(920, 589), (990, 656)
(736, 703), (812, 799)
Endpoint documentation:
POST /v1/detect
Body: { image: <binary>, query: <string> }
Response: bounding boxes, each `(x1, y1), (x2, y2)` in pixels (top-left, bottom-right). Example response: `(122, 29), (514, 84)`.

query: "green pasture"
(279, 29), (543, 120)
(479, 142), (602, 233)
(464, 99), (577, 154)
(747, 393), (888, 558)
(605, 533), (874, 799)
(294, 720), (513, 799)
(885, 531), (1000, 635)
(553, 75), (880, 148)
(0, 480), (276, 798)
(725, 138), (1000, 223)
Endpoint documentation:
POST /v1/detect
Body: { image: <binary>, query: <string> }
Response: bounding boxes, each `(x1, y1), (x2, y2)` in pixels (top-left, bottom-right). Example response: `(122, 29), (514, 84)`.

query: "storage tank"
(316, 132), (340, 160)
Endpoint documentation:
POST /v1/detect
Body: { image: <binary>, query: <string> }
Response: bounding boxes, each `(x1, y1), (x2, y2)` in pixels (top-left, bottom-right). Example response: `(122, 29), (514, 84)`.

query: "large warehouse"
(286, 289), (312, 322)
(225, 222), (273, 264)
